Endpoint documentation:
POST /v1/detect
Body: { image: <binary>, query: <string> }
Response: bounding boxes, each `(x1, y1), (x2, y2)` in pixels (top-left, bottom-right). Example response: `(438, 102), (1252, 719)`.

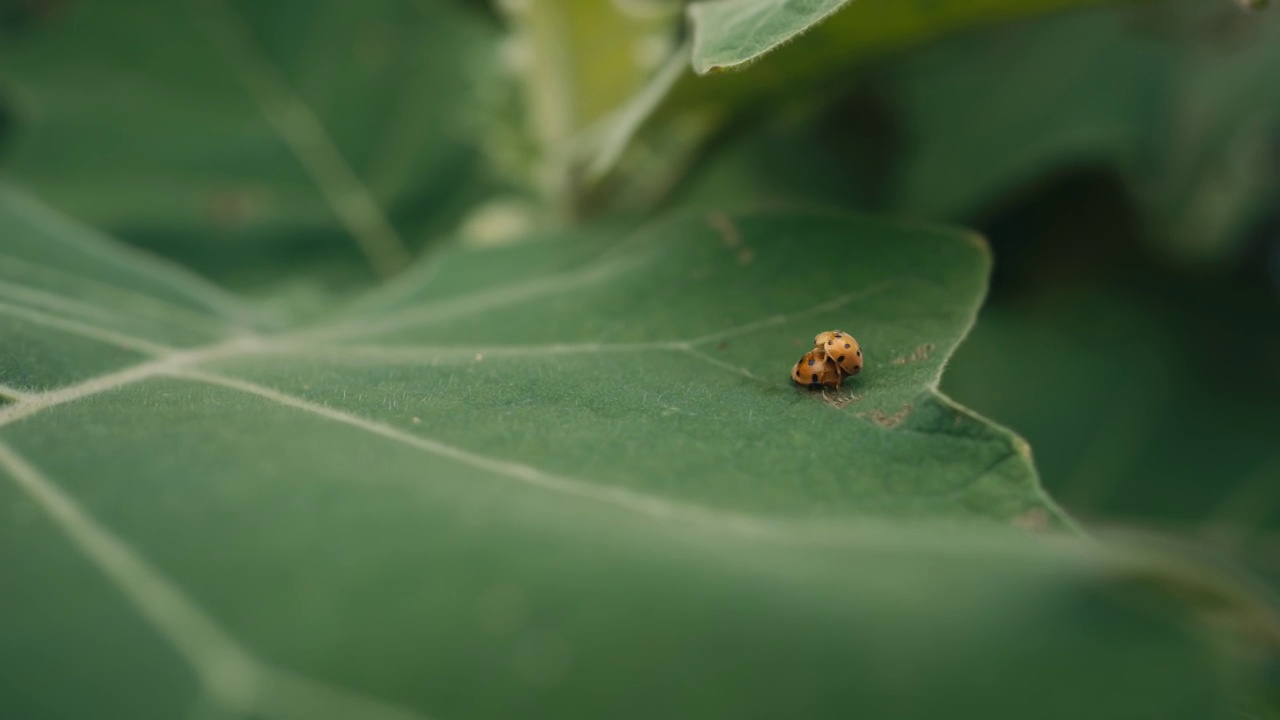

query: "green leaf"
(687, 0), (854, 74)
(7, 182), (1262, 718)
(878, 0), (1280, 264)
(0, 0), (504, 289)
(589, 0), (1107, 213)
(0, 182), (1057, 524)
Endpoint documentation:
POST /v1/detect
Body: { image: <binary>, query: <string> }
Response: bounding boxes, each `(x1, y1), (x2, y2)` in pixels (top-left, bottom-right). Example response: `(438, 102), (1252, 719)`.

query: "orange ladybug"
(814, 330), (862, 376)
(791, 348), (843, 388)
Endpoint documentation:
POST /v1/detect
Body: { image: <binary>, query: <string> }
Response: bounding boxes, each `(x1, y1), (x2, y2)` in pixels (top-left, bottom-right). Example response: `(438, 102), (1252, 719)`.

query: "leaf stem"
(504, 0), (579, 221)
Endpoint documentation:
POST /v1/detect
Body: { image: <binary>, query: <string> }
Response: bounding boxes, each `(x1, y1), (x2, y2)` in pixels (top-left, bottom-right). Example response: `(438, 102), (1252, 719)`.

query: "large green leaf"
(0, 0), (503, 288)
(0, 181), (1055, 523)
(5, 181), (1268, 718)
(687, 0), (854, 74)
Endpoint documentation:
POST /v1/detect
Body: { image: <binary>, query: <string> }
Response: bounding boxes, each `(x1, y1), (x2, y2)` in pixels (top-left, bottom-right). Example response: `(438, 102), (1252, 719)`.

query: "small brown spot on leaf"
(204, 187), (266, 229)
(705, 212), (741, 247)
(1012, 508), (1050, 532)
(737, 248), (755, 265)
(857, 403), (913, 427)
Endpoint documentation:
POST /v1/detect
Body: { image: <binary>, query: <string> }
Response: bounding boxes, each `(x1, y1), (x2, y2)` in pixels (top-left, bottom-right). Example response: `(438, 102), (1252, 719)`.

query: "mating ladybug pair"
(791, 330), (863, 389)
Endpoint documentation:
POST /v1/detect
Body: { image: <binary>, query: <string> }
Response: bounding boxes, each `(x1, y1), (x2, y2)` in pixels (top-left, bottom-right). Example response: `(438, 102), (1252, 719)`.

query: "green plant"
(2, 1), (1277, 718)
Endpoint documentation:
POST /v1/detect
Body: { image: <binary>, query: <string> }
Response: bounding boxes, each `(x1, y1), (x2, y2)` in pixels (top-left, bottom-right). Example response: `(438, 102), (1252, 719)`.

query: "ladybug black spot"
(811, 373), (818, 382)
(844, 343), (851, 349)
(808, 358), (815, 366)
(838, 355), (845, 362)
(856, 350), (861, 356)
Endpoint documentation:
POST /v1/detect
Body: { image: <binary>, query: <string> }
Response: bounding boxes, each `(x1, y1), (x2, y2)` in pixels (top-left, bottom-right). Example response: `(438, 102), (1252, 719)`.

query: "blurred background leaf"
(585, 0), (1113, 212)
(495, 0), (681, 214)
(0, 0), (506, 294)
(868, 0), (1280, 268)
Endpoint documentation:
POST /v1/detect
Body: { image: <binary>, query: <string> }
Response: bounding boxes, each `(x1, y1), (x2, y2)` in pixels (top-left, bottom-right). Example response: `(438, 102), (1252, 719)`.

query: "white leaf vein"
(0, 301), (176, 356)
(292, 251), (648, 343)
(0, 252), (239, 332)
(0, 183), (257, 326)
(0, 336), (262, 429)
(0, 281), (890, 420)
(0, 439), (431, 720)
(170, 368), (776, 534)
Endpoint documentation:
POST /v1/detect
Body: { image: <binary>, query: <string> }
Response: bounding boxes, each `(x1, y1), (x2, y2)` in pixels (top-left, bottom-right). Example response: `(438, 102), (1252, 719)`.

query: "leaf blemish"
(890, 343), (937, 366)
(706, 211), (742, 248)
(858, 403), (913, 427)
(203, 186), (265, 229)
(1012, 508), (1050, 533)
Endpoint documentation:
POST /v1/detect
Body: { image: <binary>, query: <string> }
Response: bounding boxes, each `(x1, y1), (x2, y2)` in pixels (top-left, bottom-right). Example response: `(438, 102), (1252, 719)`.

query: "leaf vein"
(171, 368), (782, 535)
(0, 440), (432, 720)
(293, 251), (648, 342)
(0, 252), (240, 331)
(0, 301), (175, 355)
(190, 0), (412, 278)
(0, 337), (263, 429)
(0, 183), (256, 326)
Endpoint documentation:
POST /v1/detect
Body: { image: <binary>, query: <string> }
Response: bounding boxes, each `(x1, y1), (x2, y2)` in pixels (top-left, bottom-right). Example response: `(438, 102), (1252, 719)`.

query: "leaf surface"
(687, 0), (854, 74)
(3, 183), (1249, 718)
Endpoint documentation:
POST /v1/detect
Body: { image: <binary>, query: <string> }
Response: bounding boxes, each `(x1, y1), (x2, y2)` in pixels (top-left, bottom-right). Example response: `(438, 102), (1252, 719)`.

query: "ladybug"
(813, 330), (862, 376)
(791, 348), (843, 388)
